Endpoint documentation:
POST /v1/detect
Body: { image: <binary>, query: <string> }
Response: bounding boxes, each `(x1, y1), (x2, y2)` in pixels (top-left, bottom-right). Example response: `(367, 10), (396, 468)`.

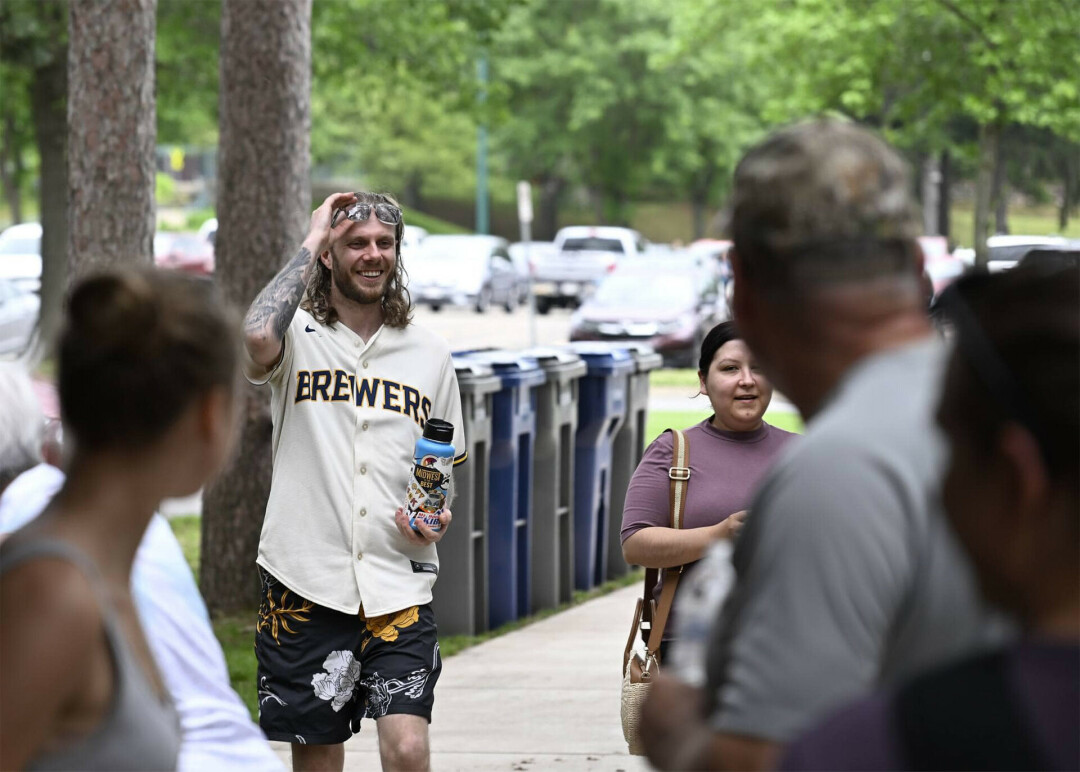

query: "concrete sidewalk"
(270, 583), (652, 771)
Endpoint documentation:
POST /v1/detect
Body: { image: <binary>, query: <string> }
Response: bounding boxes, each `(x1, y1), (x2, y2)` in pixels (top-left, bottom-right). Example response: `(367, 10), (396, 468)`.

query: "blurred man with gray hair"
(642, 120), (1007, 770)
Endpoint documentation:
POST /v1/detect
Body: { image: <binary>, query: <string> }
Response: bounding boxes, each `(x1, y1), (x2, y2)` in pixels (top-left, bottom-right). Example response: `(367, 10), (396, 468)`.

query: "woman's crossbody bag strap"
(639, 428), (690, 653)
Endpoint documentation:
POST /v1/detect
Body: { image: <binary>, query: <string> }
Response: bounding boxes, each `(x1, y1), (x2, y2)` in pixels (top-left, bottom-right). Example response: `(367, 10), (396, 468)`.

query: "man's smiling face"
(324, 214), (398, 307)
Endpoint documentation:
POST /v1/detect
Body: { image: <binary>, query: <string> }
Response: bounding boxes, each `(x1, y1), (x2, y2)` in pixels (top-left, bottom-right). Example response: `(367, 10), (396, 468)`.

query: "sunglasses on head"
(331, 201), (403, 229)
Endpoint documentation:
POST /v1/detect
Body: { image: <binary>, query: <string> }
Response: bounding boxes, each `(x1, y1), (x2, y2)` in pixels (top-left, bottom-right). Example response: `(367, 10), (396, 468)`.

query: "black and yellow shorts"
(254, 568), (442, 745)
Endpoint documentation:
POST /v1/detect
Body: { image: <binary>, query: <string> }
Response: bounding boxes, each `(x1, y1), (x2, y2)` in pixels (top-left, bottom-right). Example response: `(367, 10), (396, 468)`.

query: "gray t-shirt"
(705, 337), (1009, 742)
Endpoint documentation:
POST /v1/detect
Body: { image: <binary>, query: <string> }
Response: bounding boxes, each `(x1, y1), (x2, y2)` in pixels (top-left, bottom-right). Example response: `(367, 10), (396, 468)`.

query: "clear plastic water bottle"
(404, 419), (455, 532)
(667, 539), (736, 687)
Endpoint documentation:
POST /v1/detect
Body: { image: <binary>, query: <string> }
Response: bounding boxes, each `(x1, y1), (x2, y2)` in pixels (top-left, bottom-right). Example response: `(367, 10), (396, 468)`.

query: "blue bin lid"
(563, 342), (636, 376)
(461, 349), (547, 387)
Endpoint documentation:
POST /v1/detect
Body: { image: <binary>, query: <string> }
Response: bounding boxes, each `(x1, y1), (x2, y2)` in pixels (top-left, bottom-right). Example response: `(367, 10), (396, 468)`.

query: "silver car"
(406, 235), (520, 313)
(0, 278), (40, 356)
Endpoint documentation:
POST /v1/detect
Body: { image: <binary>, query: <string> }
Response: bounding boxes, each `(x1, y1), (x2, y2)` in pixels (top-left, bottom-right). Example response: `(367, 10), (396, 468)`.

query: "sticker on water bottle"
(406, 453), (452, 531)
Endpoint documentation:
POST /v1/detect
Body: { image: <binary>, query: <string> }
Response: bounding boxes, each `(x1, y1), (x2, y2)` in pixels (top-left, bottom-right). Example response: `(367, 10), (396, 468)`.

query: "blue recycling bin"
(462, 350), (546, 628)
(565, 342), (636, 590)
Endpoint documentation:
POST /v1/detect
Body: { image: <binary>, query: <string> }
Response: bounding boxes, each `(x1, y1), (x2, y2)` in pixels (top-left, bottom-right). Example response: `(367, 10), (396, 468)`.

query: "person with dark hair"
(782, 264), (1079, 770)
(641, 120), (1008, 770)
(242, 192), (466, 772)
(1, 269), (240, 771)
(621, 320), (796, 655)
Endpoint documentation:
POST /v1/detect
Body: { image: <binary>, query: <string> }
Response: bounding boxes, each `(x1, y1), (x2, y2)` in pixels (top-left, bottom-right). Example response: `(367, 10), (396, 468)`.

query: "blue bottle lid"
(423, 418), (454, 444)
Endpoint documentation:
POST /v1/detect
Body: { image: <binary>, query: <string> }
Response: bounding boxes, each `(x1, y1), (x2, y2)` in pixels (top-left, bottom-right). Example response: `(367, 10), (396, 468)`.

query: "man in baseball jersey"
(243, 191), (466, 772)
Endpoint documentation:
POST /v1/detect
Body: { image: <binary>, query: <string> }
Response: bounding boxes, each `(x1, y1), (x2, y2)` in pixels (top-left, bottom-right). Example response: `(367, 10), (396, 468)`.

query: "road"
(411, 302), (576, 351)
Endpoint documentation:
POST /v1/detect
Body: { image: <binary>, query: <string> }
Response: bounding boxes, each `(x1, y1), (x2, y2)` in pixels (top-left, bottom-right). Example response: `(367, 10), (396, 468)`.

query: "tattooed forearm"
(244, 247), (313, 342)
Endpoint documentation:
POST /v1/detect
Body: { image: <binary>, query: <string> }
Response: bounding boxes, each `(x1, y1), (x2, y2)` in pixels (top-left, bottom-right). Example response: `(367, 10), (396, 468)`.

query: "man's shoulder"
(384, 320), (453, 360)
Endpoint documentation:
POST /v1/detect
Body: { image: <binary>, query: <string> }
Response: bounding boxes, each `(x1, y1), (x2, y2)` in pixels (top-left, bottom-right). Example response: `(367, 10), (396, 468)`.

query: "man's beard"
(331, 254), (389, 306)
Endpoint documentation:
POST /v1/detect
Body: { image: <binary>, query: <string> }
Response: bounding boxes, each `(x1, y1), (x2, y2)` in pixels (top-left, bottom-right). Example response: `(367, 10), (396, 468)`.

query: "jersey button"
(362, 422), (369, 431)
(359, 508), (367, 517)
(356, 552), (363, 560)
(360, 466), (367, 475)
(363, 360), (370, 369)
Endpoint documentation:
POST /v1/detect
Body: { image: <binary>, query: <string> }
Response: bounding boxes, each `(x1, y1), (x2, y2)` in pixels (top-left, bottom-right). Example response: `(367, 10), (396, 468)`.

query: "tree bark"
(973, 122), (999, 269)
(992, 131), (1008, 235)
(536, 175), (564, 241)
(0, 108), (24, 224)
(921, 153), (941, 236)
(203, 0), (312, 615)
(67, 0), (157, 282)
(31, 45), (68, 356)
(937, 149), (951, 242)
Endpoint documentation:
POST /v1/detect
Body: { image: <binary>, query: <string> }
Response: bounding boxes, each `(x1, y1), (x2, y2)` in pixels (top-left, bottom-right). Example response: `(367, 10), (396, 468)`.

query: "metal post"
(475, 54), (489, 235)
(517, 181), (536, 346)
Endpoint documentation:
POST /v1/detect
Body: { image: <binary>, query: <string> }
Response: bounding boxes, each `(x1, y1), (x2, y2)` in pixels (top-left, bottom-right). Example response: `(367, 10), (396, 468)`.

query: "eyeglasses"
(331, 201), (403, 229)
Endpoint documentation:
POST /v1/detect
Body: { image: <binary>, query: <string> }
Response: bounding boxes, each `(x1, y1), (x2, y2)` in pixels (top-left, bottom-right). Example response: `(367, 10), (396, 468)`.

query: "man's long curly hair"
(300, 191), (412, 329)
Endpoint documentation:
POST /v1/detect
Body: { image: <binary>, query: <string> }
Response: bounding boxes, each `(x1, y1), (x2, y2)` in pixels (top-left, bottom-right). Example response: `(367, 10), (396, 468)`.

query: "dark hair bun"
(59, 268), (238, 451)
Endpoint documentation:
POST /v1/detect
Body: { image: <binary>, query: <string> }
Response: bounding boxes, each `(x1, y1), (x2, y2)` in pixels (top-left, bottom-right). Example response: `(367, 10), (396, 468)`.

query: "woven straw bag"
(620, 428), (689, 756)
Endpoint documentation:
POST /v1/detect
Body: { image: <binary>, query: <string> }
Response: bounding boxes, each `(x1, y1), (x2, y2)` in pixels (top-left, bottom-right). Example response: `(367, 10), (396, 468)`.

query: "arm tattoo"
(244, 247), (312, 342)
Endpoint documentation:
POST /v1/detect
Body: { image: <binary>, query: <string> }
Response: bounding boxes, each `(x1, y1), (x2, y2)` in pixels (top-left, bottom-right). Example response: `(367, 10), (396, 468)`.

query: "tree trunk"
(992, 132), (1008, 235)
(31, 49), (69, 358)
(937, 150), (951, 242)
(67, 0), (157, 282)
(973, 123), (999, 269)
(1059, 153), (1074, 231)
(402, 172), (424, 211)
(1, 109), (24, 224)
(921, 153), (941, 236)
(203, 0), (312, 615)
(691, 192), (707, 241)
(536, 176), (564, 241)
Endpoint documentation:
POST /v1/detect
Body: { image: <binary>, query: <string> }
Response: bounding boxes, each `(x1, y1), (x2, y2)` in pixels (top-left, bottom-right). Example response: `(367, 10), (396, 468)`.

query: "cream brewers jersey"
(247, 308), (467, 616)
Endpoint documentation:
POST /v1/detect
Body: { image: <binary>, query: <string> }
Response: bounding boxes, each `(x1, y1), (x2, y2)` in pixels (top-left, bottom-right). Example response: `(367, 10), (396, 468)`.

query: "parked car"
(987, 234), (1068, 272)
(507, 241), (552, 304)
(406, 234), (519, 313)
(530, 226), (649, 313)
(154, 231), (215, 275)
(401, 224), (429, 258)
(0, 278), (40, 356)
(0, 221), (43, 293)
(569, 268), (725, 368)
(917, 235), (966, 296)
(197, 217), (218, 245)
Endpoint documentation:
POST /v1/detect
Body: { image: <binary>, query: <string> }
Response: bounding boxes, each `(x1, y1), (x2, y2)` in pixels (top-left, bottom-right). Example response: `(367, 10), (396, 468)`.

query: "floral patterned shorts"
(254, 568), (442, 745)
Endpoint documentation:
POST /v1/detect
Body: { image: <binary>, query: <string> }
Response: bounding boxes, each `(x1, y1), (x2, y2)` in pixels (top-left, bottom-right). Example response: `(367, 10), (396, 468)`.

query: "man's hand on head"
(394, 506), (452, 545)
(305, 191), (358, 256)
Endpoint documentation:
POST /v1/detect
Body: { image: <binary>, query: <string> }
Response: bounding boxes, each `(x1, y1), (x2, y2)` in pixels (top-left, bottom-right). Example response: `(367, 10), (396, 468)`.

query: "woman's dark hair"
(698, 320), (741, 374)
(301, 190), (412, 329)
(941, 264), (1078, 498)
(59, 269), (239, 451)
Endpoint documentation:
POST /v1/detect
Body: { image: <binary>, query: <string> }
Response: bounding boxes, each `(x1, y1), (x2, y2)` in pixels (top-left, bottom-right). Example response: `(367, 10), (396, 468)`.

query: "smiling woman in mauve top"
(620, 321), (797, 645)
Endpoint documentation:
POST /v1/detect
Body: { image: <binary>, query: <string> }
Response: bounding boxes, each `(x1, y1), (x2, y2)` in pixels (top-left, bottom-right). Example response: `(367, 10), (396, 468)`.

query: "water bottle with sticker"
(404, 418), (454, 532)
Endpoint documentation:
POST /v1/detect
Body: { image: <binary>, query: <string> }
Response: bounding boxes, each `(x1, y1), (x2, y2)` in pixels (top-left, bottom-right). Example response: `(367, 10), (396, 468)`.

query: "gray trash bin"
(431, 356), (501, 636)
(520, 347), (587, 613)
(606, 342), (664, 578)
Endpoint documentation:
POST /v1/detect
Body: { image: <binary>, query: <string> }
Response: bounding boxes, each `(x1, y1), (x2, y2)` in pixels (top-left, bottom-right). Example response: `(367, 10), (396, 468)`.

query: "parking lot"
(412, 302), (576, 352)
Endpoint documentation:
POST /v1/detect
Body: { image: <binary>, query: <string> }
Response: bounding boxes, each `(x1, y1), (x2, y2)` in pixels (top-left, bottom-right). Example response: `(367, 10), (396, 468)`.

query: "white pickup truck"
(529, 225), (648, 313)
